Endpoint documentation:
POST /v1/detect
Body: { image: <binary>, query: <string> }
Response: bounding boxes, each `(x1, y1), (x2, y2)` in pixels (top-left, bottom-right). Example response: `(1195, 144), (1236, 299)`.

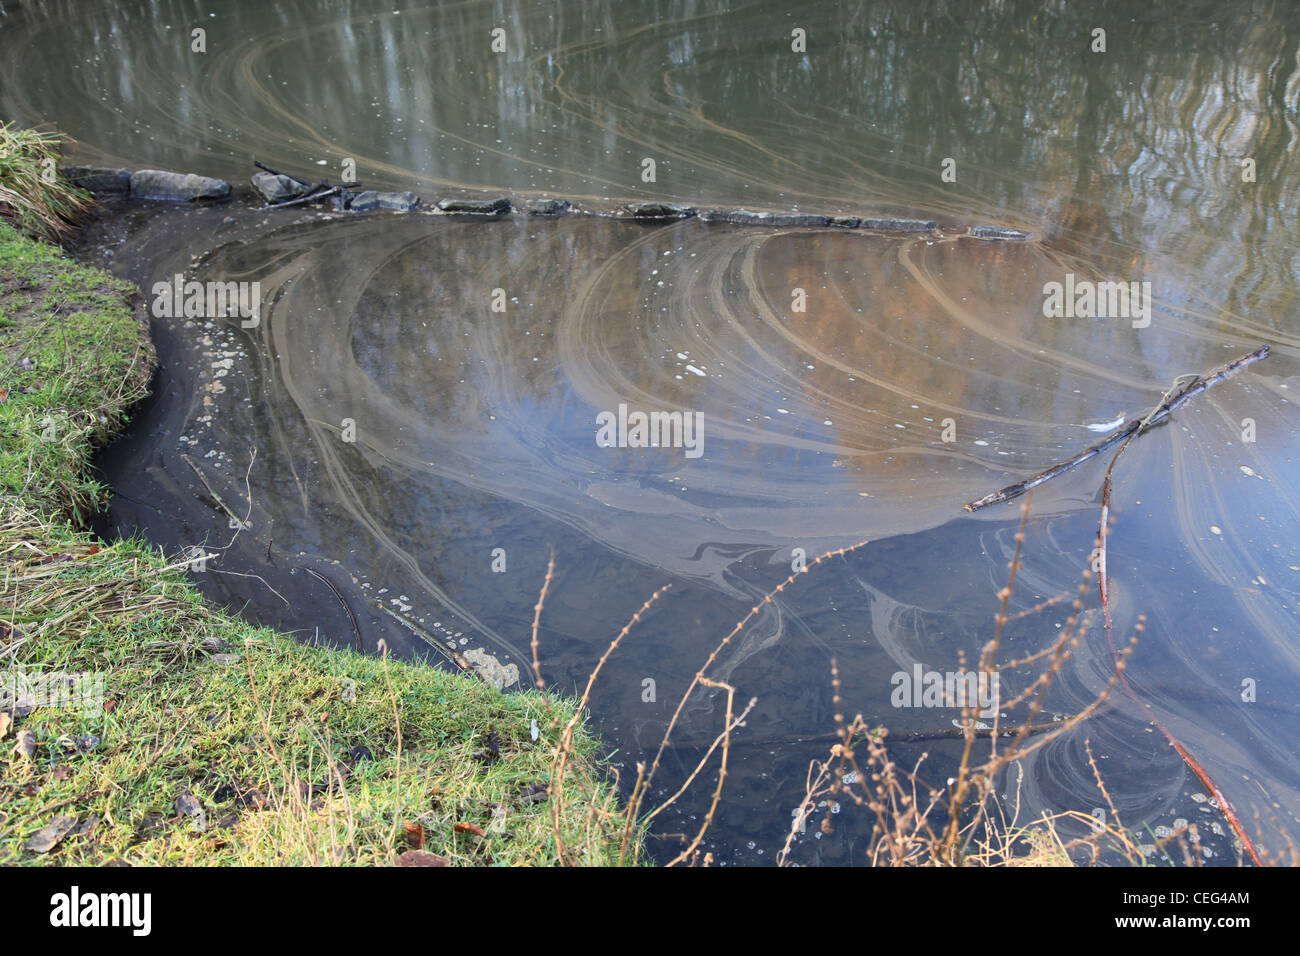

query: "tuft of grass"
(0, 124), (92, 241)
(0, 217), (633, 866)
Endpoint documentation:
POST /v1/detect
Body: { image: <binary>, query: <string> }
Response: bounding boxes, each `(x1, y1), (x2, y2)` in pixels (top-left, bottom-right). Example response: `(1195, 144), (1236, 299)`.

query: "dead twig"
(299, 565), (361, 652)
(181, 453), (242, 527)
(965, 344), (1271, 512)
(253, 160), (312, 189)
(1078, 363), (1268, 867)
(530, 549), (555, 692)
(270, 186), (341, 209)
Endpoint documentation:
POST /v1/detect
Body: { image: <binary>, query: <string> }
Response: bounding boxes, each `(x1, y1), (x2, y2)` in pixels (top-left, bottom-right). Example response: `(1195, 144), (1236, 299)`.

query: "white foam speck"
(1085, 414), (1126, 433)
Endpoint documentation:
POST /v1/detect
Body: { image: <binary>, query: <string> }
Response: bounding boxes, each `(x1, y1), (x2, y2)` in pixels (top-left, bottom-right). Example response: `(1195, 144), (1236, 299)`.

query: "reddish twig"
(1093, 362), (1267, 866)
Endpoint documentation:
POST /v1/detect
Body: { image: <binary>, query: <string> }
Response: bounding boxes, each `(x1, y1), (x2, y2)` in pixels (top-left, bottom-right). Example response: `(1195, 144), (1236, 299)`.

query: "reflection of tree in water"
(7, 1), (1299, 259)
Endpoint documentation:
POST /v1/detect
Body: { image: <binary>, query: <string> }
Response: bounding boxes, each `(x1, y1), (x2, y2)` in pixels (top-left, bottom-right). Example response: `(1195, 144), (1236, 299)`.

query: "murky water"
(5, 0), (1299, 864)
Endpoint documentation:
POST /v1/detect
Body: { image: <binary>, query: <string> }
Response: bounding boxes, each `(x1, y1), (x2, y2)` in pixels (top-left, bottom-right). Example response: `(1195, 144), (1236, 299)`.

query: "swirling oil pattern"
(5, 0), (1297, 863)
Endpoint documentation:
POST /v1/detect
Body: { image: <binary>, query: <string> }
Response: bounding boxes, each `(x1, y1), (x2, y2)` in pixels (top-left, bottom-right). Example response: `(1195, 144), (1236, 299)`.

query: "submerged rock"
(60, 165), (130, 196)
(348, 191), (381, 211)
(435, 196), (511, 216)
(620, 201), (696, 220)
(859, 217), (937, 234)
(766, 212), (830, 227)
(251, 171), (307, 203)
(969, 224), (1032, 241)
(524, 198), (571, 216)
(377, 191), (420, 211)
(351, 190), (420, 212)
(701, 208), (829, 227)
(129, 169), (231, 202)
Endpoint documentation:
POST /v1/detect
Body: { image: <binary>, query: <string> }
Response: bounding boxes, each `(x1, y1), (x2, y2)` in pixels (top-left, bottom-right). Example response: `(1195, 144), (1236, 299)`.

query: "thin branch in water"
(1096, 373), (1197, 623)
(1081, 367), (1267, 866)
(210, 567), (290, 607)
(181, 453), (242, 526)
(298, 565), (360, 651)
(964, 344), (1271, 512)
(271, 185), (340, 209)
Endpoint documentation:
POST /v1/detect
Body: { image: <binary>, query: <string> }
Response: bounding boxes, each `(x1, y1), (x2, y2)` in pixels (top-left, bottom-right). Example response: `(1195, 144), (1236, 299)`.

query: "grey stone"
(699, 208), (828, 227)
(435, 196), (511, 215)
(251, 171), (307, 203)
(969, 225), (1031, 241)
(769, 212), (830, 227)
(707, 209), (773, 225)
(130, 169), (231, 201)
(377, 191), (419, 211)
(620, 201), (696, 220)
(351, 190), (420, 212)
(859, 217), (937, 234)
(60, 165), (130, 195)
(524, 198), (571, 216)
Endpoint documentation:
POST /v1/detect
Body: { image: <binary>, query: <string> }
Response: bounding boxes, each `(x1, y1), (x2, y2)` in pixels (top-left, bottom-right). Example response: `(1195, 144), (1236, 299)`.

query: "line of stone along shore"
(61, 164), (1032, 241)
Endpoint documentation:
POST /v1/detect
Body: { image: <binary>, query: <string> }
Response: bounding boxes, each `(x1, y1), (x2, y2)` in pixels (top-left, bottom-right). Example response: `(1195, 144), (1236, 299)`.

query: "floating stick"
(964, 344), (1271, 512)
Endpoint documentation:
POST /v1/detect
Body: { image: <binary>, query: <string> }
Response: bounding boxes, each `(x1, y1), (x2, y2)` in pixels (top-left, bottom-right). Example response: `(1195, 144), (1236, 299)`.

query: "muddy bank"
(82, 198), (434, 665)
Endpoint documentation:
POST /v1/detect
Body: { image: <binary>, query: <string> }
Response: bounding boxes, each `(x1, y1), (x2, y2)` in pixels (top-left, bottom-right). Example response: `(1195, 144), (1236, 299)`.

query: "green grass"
(1, 219), (635, 866)
(0, 124), (92, 241)
(0, 221), (152, 521)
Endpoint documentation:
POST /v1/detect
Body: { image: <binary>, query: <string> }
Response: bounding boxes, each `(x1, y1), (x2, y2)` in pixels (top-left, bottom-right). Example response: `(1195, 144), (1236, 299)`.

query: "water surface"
(5, 0), (1298, 863)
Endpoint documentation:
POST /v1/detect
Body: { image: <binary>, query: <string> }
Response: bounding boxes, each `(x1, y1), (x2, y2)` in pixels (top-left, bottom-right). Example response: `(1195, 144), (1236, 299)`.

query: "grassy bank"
(0, 220), (632, 865)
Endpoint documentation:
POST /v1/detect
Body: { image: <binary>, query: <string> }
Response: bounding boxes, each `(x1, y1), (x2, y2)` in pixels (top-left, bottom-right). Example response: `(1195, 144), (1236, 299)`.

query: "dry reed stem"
(550, 583), (672, 865)
(773, 494), (1142, 866)
(636, 540), (874, 825)
(664, 678), (755, 866)
(530, 549), (554, 692)
(939, 496), (1033, 861)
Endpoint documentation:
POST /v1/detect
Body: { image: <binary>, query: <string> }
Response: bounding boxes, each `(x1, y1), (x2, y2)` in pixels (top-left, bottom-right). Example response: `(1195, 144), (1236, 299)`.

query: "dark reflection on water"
(7, 0), (1298, 862)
